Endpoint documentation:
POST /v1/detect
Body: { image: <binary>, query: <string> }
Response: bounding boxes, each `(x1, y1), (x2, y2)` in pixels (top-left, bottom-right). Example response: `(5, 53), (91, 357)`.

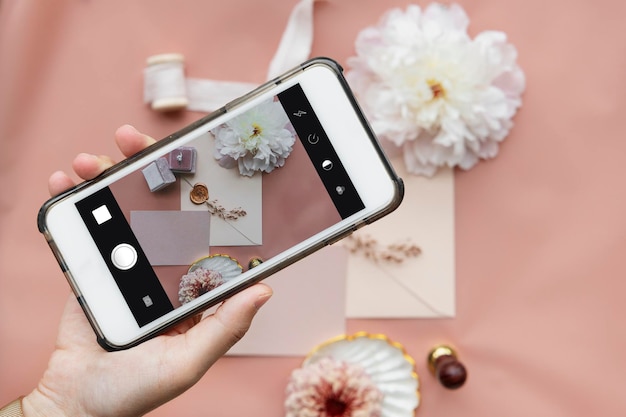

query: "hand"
(23, 125), (272, 417)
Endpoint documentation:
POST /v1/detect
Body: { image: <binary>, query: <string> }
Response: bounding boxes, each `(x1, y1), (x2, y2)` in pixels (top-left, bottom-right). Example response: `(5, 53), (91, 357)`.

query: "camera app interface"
(75, 84), (365, 326)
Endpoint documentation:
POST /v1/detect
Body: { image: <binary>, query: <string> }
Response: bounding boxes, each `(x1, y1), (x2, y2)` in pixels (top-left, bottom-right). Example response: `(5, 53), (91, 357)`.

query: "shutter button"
(111, 243), (138, 270)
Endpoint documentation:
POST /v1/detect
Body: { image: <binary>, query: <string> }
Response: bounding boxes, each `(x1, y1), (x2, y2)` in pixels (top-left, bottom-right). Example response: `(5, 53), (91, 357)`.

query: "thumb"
(179, 283), (272, 371)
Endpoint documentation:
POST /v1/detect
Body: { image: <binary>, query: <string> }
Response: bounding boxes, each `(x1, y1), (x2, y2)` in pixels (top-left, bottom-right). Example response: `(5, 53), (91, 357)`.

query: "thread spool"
(144, 53), (189, 112)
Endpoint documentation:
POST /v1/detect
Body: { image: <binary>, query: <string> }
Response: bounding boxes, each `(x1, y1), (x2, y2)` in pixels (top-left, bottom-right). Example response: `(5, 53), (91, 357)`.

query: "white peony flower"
(346, 3), (525, 176)
(212, 99), (296, 176)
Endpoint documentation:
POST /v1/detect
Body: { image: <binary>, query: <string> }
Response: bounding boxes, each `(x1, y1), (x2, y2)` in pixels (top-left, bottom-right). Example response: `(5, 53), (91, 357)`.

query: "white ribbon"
(144, 0), (317, 113)
(267, 0), (316, 80)
(184, 78), (257, 113)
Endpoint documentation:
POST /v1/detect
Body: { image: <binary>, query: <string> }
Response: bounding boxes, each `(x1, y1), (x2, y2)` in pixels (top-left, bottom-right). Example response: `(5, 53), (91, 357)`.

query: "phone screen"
(73, 83), (365, 327)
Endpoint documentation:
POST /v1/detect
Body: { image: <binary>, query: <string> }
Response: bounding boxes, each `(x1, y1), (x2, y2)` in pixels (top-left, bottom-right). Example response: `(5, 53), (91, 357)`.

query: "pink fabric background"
(1, 0), (625, 415)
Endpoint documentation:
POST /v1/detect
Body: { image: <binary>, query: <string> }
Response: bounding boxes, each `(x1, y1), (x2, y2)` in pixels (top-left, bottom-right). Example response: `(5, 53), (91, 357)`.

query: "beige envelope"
(179, 132), (262, 246)
(344, 159), (455, 318)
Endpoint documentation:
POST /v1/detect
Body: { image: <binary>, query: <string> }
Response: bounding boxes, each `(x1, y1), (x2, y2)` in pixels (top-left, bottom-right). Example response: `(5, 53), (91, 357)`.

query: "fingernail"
(122, 124), (139, 133)
(74, 152), (100, 167)
(77, 152), (98, 160)
(254, 291), (272, 310)
(115, 124), (139, 137)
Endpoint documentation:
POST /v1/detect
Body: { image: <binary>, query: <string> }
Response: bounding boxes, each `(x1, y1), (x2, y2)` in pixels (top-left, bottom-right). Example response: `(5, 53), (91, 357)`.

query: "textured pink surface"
(1, 1), (626, 416)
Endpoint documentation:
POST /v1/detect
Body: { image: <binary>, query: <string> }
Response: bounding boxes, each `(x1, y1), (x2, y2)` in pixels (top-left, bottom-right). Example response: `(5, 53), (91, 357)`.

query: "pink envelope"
(226, 246), (347, 356)
(344, 159), (456, 318)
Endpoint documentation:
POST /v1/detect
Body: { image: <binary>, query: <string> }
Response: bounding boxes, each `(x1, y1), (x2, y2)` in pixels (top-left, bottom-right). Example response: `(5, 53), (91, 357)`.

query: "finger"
(72, 153), (116, 180)
(68, 124), (154, 180)
(48, 170), (77, 196)
(115, 124), (156, 158)
(179, 283), (272, 372)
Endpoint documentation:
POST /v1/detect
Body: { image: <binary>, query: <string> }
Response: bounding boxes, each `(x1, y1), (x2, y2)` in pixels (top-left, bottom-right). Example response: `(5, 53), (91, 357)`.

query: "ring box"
(167, 147), (197, 173)
(142, 157), (176, 192)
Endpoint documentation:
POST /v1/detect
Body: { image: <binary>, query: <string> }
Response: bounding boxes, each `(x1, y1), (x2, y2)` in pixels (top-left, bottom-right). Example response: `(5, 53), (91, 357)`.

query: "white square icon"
(92, 205), (112, 225)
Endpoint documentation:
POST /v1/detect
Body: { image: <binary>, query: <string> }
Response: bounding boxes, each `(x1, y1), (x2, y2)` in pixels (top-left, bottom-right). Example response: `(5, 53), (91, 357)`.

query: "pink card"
(130, 210), (211, 266)
(226, 246), (347, 356)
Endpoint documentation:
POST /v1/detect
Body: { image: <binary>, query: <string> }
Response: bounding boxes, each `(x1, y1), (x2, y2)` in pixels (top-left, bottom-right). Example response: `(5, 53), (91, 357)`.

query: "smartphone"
(38, 58), (403, 350)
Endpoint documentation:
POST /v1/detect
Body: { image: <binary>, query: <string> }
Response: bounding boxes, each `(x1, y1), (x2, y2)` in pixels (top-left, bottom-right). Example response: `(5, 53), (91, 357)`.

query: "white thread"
(267, 0), (316, 80)
(143, 0), (317, 113)
(144, 54), (188, 112)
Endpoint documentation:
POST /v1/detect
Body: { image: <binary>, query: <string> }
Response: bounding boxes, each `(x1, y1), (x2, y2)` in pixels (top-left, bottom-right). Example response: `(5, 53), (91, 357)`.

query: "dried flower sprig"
(205, 200), (247, 220)
(343, 233), (421, 263)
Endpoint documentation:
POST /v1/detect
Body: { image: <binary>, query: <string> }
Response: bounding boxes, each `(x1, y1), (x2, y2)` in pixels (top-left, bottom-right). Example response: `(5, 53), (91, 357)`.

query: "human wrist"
(21, 390), (72, 417)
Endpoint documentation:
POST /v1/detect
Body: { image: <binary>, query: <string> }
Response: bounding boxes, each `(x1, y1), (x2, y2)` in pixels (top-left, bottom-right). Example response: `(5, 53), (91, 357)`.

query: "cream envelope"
(344, 159), (455, 318)
(179, 132), (262, 246)
(226, 246), (347, 356)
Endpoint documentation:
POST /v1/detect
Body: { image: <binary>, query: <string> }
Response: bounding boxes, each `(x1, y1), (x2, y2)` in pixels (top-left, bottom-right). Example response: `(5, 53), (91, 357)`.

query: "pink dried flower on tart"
(178, 267), (225, 304)
(285, 357), (383, 417)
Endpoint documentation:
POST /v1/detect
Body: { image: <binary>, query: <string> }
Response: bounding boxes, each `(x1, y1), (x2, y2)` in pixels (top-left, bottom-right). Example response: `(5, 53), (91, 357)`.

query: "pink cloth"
(1, 0), (625, 415)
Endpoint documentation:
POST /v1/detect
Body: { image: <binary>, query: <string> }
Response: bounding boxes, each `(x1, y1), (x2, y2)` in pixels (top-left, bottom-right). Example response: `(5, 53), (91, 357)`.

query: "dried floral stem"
(204, 200), (247, 220)
(343, 233), (421, 263)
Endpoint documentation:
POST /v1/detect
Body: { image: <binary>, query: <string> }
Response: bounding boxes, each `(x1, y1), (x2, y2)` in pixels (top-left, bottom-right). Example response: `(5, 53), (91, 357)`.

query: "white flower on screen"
(212, 99), (296, 176)
(346, 3), (525, 176)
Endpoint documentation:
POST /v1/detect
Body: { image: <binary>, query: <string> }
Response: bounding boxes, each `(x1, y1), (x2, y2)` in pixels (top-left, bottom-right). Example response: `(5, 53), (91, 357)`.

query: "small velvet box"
(142, 157), (176, 192)
(167, 147), (197, 173)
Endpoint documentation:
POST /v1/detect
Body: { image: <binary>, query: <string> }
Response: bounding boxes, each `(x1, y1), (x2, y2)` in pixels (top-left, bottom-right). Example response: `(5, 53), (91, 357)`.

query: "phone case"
(38, 57), (404, 350)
